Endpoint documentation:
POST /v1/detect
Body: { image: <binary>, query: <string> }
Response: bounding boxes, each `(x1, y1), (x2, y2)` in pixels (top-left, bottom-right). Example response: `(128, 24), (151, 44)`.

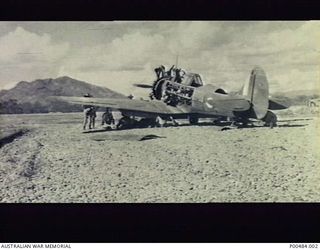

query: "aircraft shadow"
(81, 121), (308, 133)
(91, 134), (166, 142)
(194, 122), (308, 129)
(139, 135), (166, 141)
(166, 121), (234, 128)
(82, 127), (113, 134)
(278, 118), (313, 122)
(277, 124), (308, 128)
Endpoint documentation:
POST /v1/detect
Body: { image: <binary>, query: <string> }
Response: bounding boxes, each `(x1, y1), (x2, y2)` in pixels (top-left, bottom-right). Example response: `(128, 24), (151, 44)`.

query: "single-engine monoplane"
(55, 65), (289, 129)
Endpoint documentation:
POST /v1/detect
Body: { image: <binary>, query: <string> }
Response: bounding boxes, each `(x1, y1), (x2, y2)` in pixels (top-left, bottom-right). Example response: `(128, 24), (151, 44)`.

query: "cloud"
(57, 22), (226, 94)
(0, 26), (69, 63)
(0, 22), (319, 95)
(206, 21), (320, 92)
(0, 26), (70, 89)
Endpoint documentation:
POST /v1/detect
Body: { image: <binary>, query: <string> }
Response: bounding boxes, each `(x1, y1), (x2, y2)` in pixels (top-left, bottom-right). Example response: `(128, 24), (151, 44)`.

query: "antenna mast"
(175, 54), (179, 68)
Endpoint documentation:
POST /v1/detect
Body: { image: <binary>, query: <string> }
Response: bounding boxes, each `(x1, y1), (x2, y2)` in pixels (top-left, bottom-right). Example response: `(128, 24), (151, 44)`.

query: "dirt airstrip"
(0, 107), (319, 202)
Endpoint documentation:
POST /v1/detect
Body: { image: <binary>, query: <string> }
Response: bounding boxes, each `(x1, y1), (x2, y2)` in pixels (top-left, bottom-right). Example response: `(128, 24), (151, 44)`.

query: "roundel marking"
(205, 97), (214, 109)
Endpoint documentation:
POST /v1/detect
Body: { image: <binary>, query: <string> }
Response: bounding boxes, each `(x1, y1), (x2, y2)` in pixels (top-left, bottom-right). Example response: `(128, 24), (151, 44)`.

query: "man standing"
(154, 65), (166, 79)
(83, 93), (96, 130)
(89, 107), (97, 129)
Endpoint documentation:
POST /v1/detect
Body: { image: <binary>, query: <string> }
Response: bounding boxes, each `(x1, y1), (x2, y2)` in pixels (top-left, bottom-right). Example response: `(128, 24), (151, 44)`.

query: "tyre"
(189, 116), (199, 125)
(263, 111), (277, 128)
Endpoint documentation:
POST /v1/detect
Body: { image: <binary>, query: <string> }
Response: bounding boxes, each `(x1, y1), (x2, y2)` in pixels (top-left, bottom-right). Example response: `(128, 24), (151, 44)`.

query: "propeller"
(133, 83), (153, 89)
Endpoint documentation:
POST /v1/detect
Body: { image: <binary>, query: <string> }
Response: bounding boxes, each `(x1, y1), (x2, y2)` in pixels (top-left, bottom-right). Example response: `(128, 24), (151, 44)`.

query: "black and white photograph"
(0, 21), (319, 203)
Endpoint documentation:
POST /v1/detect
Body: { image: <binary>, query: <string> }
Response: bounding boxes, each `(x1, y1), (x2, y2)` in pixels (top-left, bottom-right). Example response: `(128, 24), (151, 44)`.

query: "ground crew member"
(83, 93), (96, 130)
(89, 107), (97, 129)
(154, 65), (166, 79)
(101, 108), (115, 127)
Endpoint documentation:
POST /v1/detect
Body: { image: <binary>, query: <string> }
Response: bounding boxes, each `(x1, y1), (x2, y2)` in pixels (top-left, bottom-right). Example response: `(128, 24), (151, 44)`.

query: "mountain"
(0, 76), (126, 114)
(270, 88), (320, 106)
(271, 89), (320, 98)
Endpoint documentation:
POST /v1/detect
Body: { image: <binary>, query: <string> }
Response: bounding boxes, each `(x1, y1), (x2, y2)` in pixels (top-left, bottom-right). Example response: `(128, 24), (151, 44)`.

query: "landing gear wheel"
(263, 111), (277, 129)
(240, 119), (249, 128)
(189, 116), (199, 125)
(116, 116), (136, 130)
(212, 118), (224, 125)
(269, 116), (277, 129)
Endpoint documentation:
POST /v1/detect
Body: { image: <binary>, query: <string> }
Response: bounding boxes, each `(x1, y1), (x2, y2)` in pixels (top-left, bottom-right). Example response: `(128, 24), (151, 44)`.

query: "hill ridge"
(0, 76), (125, 114)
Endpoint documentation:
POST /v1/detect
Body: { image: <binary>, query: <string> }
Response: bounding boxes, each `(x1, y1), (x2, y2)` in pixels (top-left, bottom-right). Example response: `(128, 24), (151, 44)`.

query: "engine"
(151, 78), (194, 107)
(150, 66), (203, 107)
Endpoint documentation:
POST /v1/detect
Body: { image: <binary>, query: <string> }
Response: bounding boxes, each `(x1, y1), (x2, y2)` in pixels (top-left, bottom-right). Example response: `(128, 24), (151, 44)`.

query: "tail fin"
(242, 66), (269, 119)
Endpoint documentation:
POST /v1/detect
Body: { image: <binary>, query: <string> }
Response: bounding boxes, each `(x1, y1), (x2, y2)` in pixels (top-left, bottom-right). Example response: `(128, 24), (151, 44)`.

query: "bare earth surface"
(0, 108), (319, 202)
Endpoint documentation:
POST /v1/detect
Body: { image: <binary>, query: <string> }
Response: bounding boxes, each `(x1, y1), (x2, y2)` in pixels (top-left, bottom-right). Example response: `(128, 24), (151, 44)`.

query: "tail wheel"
(263, 111), (277, 128)
(189, 116), (199, 125)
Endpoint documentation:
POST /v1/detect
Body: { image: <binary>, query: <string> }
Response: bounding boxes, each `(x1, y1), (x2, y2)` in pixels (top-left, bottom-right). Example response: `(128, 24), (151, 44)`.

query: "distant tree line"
(0, 99), (23, 114)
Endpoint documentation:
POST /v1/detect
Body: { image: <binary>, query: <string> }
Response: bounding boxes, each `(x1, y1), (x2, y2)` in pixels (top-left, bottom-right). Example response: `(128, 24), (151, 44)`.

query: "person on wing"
(154, 65), (166, 79)
(174, 68), (185, 83)
(167, 65), (175, 79)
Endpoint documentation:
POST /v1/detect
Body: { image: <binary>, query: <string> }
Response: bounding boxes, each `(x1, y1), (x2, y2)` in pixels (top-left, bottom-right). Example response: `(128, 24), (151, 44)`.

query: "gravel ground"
(0, 110), (319, 202)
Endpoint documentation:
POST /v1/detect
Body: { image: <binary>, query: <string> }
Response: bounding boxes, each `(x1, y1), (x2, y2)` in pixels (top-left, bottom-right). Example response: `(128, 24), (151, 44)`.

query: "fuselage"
(190, 84), (251, 118)
(150, 74), (253, 120)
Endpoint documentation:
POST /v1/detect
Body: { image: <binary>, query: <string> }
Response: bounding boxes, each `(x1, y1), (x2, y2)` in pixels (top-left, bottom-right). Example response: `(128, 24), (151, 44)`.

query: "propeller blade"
(133, 83), (153, 89)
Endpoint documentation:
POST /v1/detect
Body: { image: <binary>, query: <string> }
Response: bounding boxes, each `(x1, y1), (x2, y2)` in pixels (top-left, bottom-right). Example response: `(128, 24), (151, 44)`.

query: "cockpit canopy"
(181, 73), (203, 87)
(197, 84), (228, 95)
(214, 88), (228, 95)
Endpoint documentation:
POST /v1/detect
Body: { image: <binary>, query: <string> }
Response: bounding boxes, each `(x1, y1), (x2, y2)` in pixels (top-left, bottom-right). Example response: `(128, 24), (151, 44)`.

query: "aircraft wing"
(55, 96), (187, 116)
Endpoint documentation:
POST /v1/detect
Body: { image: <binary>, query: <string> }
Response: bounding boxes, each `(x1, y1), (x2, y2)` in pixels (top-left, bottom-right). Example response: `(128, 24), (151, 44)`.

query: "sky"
(0, 21), (319, 96)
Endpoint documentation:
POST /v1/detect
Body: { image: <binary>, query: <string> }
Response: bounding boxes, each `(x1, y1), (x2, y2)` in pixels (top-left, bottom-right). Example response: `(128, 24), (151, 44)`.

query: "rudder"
(242, 66), (269, 119)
